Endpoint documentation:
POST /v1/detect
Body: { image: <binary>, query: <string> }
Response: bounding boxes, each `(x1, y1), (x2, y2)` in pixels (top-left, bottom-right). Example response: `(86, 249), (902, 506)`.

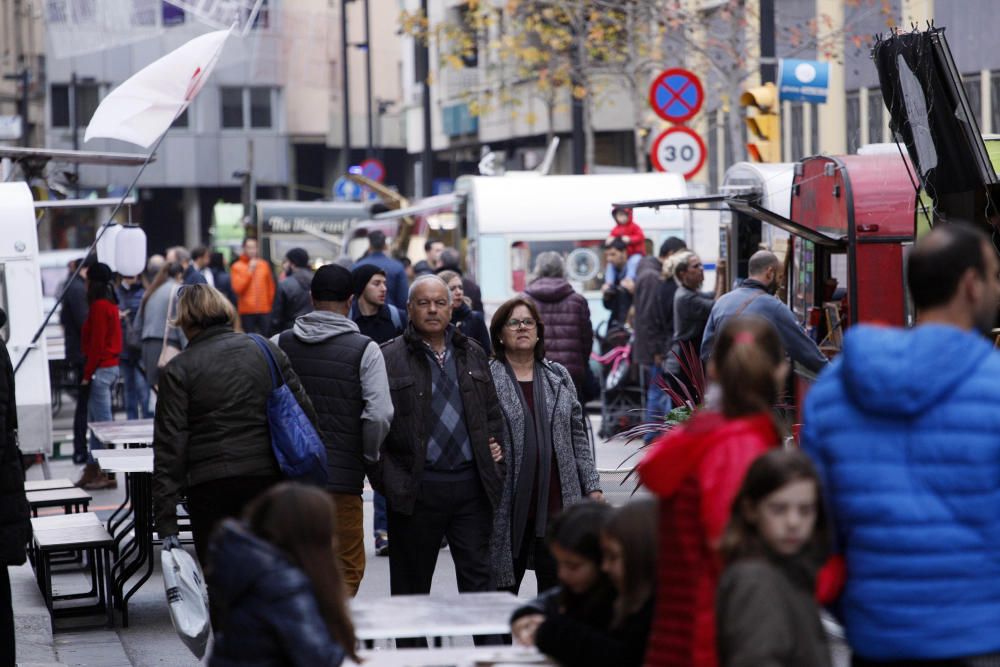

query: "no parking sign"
(650, 126), (706, 180)
(649, 68), (704, 123)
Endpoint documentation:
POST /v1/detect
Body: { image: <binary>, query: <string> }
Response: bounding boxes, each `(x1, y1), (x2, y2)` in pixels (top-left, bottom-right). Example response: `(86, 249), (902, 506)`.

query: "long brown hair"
(719, 449), (829, 565)
(244, 484), (358, 661)
(489, 296), (545, 363)
(602, 500), (657, 628)
(711, 315), (784, 419)
(140, 261), (184, 309)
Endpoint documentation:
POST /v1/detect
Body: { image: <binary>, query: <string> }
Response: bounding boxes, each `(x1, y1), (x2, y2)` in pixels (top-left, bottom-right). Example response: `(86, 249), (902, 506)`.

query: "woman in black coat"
(0, 308), (32, 665)
(440, 270), (492, 354)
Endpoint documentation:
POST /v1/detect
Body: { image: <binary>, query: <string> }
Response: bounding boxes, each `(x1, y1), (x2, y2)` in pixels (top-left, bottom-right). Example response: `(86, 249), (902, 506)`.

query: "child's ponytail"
(711, 316), (785, 420)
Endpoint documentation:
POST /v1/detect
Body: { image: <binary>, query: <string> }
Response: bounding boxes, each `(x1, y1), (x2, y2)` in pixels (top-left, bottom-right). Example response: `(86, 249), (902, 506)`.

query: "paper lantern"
(95, 222), (121, 272)
(115, 224), (147, 277)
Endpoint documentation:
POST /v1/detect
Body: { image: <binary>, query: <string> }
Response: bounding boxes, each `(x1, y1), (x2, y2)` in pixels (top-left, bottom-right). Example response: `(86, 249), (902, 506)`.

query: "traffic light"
(740, 82), (781, 163)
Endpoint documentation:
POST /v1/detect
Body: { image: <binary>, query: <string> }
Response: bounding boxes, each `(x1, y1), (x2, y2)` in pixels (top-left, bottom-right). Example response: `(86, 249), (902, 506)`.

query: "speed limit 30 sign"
(650, 126), (706, 180)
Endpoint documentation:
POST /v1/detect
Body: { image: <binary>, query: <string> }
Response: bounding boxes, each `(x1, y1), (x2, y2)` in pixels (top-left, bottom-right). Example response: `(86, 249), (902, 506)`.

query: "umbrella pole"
(14, 130), (171, 375)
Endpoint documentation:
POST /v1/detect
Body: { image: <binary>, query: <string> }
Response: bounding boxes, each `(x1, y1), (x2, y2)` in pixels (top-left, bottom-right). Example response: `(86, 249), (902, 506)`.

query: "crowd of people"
(4, 213), (994, 666)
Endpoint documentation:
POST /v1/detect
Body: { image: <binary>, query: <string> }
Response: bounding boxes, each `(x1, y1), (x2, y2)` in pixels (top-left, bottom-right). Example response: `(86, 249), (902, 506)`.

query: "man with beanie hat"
(349, 264), (407, 556)
(273, 264), (393, 595)
(353, 230), (409, 309)
(270, 248), (314, 334)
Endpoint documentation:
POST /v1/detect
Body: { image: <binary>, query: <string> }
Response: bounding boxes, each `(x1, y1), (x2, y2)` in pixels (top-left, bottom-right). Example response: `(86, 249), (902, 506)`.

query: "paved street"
(15, 400), (649, 666)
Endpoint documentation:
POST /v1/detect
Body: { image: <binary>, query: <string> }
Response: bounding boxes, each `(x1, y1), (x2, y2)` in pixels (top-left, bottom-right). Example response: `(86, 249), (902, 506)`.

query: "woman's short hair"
(533, 251), (566, 279)
(173, 284), (236, 332)
(438, 270), (471, 308)
(489, 296), (545, 363)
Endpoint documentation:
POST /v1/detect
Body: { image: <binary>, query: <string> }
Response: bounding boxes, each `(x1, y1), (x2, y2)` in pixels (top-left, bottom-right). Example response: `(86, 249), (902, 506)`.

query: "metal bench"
(33, 521), (116, 631)
(24, 479), (74, 493)
(26, 488), (91, 517)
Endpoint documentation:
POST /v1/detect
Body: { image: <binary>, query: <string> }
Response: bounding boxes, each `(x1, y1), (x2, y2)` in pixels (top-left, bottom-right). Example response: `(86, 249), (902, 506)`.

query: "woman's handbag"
(248, 335), (329, 486)
(157, 286), (182, 369)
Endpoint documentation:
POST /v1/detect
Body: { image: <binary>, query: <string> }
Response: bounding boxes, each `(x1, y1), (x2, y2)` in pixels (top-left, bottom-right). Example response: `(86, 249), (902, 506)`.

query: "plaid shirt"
(423, 339), (473, 471)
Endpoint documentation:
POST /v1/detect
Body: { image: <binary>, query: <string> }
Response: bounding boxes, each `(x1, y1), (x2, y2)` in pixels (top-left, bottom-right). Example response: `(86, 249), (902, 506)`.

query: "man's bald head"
(748, 251), (780, 277)
(748, 251), (782, 295)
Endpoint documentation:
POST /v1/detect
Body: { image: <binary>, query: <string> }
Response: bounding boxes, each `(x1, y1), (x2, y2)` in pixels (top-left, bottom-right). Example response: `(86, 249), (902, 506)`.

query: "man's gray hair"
(167, 245), (191, 263)
(408, 273), (452, 306)
(670, 251), (697, 284)
(747, 250), (780, 277)
(533, 251), (565, 279)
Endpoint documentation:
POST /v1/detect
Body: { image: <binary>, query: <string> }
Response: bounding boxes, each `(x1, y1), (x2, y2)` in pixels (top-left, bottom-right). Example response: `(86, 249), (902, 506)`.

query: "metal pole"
(419, 0), (433, 196)
(340, 0), (351, 175)
(70, 72), (79, 193)
(364, 0), (373, 157)
(19, 68), (29, 147)
(760, 0), (776, 82)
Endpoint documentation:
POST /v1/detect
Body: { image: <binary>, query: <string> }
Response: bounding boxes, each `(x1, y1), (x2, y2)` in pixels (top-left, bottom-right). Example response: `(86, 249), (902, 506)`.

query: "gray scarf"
(504, 361), (553, 554)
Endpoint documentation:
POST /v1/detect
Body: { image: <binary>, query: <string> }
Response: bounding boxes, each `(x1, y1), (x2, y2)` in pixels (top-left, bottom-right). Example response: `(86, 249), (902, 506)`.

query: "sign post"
(650, 127), (706, 180)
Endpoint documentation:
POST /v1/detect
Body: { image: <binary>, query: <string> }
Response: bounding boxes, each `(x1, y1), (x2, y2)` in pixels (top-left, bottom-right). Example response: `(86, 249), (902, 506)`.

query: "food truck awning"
(611, 194), (729, 210)
(726, 198), (846, 248)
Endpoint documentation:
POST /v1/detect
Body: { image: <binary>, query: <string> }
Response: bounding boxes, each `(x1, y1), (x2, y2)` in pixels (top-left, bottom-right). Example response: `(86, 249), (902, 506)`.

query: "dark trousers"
(388, 476), (495, 646)
(240, 314), (269, 336)
(373, 491), (388, 537)
(509, 534), (558, 596)
(186, 475), (281, 628)
(0, 567), (12, 667)
(72, 364), (90, 462)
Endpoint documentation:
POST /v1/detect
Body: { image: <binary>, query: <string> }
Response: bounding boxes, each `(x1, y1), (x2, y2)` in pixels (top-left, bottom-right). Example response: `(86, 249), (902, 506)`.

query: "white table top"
(350, 647), (551, 667)
(88, 419), (154, 446)
(93, 449), (153, 474)
(351, 592), (521, 641)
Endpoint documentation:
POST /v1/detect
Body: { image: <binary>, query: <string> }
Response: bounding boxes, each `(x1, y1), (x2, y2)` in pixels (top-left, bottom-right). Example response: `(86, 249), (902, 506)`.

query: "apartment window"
(162, 1), (185, 25)
(867, 88), (884, 145)
(790, 102), (804, 161)
(171, 108), (189, 128)
(963, 73), (982, 128)
(51, 82), (100, 128)
(132, 0), (157, 26)
(810, 104), (819, 156)
(991, 71), (1000, 135)
(249, 87), (272, 128)
(221, 87), (244, 128)
(846, 91), (860, 153)
(221, 87), (275, 129)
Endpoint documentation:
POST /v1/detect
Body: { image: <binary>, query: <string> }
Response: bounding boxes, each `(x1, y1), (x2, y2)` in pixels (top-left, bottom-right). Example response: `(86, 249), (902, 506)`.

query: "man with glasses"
(375, 274), (505, 643)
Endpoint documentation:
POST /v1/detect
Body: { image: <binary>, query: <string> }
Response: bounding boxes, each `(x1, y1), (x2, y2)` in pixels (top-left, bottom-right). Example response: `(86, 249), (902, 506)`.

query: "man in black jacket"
(0, 308), (31, 665)
(275, 265), (393, 595)
(350, 264), (406, 556)
(633, 237), (686, 430)
(377, 275), (504, 615)
(60, 258), (90, 463)
(270, 248), (314, 334)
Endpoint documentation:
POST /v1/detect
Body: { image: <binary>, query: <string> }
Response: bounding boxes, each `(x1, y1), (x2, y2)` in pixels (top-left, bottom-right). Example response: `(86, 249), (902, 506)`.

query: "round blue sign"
(649, 68), (704, 123)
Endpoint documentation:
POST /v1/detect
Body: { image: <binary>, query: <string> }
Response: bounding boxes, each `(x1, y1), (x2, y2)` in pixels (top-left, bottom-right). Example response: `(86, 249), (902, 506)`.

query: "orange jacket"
(230, 255), (276, 315)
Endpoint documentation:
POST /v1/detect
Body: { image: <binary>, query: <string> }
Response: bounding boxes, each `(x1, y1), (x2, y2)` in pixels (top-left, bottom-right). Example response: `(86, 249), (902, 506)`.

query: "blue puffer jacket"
(802, 324), (1000, 661)
(208, 520), (347, 667)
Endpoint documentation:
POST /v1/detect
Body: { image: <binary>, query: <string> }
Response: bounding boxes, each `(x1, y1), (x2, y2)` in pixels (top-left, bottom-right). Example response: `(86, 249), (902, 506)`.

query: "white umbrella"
(84, 27), (232, 149)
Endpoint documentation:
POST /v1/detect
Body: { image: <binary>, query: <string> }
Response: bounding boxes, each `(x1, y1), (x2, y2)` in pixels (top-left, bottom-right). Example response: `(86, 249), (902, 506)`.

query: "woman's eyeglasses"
(504, 318), (537, 331)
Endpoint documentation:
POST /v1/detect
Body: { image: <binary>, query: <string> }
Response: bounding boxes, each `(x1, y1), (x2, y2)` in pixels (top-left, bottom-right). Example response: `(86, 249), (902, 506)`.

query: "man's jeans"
(373, 491), (388, 538)
(645, 364), (672, 441)
(120, 360), (152, 420)
(87, 366), (119, 464)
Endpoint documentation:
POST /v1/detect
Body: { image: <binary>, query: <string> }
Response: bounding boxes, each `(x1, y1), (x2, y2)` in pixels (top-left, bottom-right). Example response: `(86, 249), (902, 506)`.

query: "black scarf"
(505, 361), (554, 554)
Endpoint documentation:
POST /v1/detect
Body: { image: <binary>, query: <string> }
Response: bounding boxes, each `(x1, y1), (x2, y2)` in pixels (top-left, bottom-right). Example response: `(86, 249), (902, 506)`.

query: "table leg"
(107, 471), (133, 538)
(113, 473), (154, 628)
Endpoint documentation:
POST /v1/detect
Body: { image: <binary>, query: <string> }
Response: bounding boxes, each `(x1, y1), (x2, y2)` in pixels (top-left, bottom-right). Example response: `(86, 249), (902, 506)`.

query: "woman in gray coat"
(134, 261), (184, 389)
(488, 296), (602, 594)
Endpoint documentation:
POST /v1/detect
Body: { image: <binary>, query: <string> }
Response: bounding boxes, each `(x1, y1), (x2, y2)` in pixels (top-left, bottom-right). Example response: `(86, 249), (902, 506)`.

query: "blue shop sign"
(778, 59), (830, 104)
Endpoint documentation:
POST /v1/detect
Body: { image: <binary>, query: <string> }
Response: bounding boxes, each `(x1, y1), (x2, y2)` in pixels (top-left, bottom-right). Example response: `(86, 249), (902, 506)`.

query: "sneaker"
(374, 532), (389, 557)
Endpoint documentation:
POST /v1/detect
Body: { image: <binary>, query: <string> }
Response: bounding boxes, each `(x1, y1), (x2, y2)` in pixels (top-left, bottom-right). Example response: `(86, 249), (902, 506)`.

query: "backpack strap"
(249, 334), (284, 389)
(388, 304), (402, 331)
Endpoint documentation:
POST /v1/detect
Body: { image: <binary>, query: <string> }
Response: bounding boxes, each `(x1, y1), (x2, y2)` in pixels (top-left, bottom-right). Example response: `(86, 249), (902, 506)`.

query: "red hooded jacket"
(638, 411), (777, 667)
(610, 207), (646, 257)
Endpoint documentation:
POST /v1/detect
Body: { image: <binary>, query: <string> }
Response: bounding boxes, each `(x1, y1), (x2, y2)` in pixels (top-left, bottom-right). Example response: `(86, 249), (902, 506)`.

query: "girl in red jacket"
(638, 316), (787, 667)
(75, 262), (122, 491)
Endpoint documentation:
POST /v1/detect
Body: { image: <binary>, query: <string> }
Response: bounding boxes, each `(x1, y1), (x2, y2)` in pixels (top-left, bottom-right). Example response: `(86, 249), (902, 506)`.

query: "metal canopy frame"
(611, 194), (729, 210)
(725, 198), (847, 248)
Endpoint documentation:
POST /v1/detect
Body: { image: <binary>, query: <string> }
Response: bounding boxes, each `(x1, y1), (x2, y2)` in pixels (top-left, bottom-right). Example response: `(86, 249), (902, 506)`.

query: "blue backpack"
(249, 335), (329, 486)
